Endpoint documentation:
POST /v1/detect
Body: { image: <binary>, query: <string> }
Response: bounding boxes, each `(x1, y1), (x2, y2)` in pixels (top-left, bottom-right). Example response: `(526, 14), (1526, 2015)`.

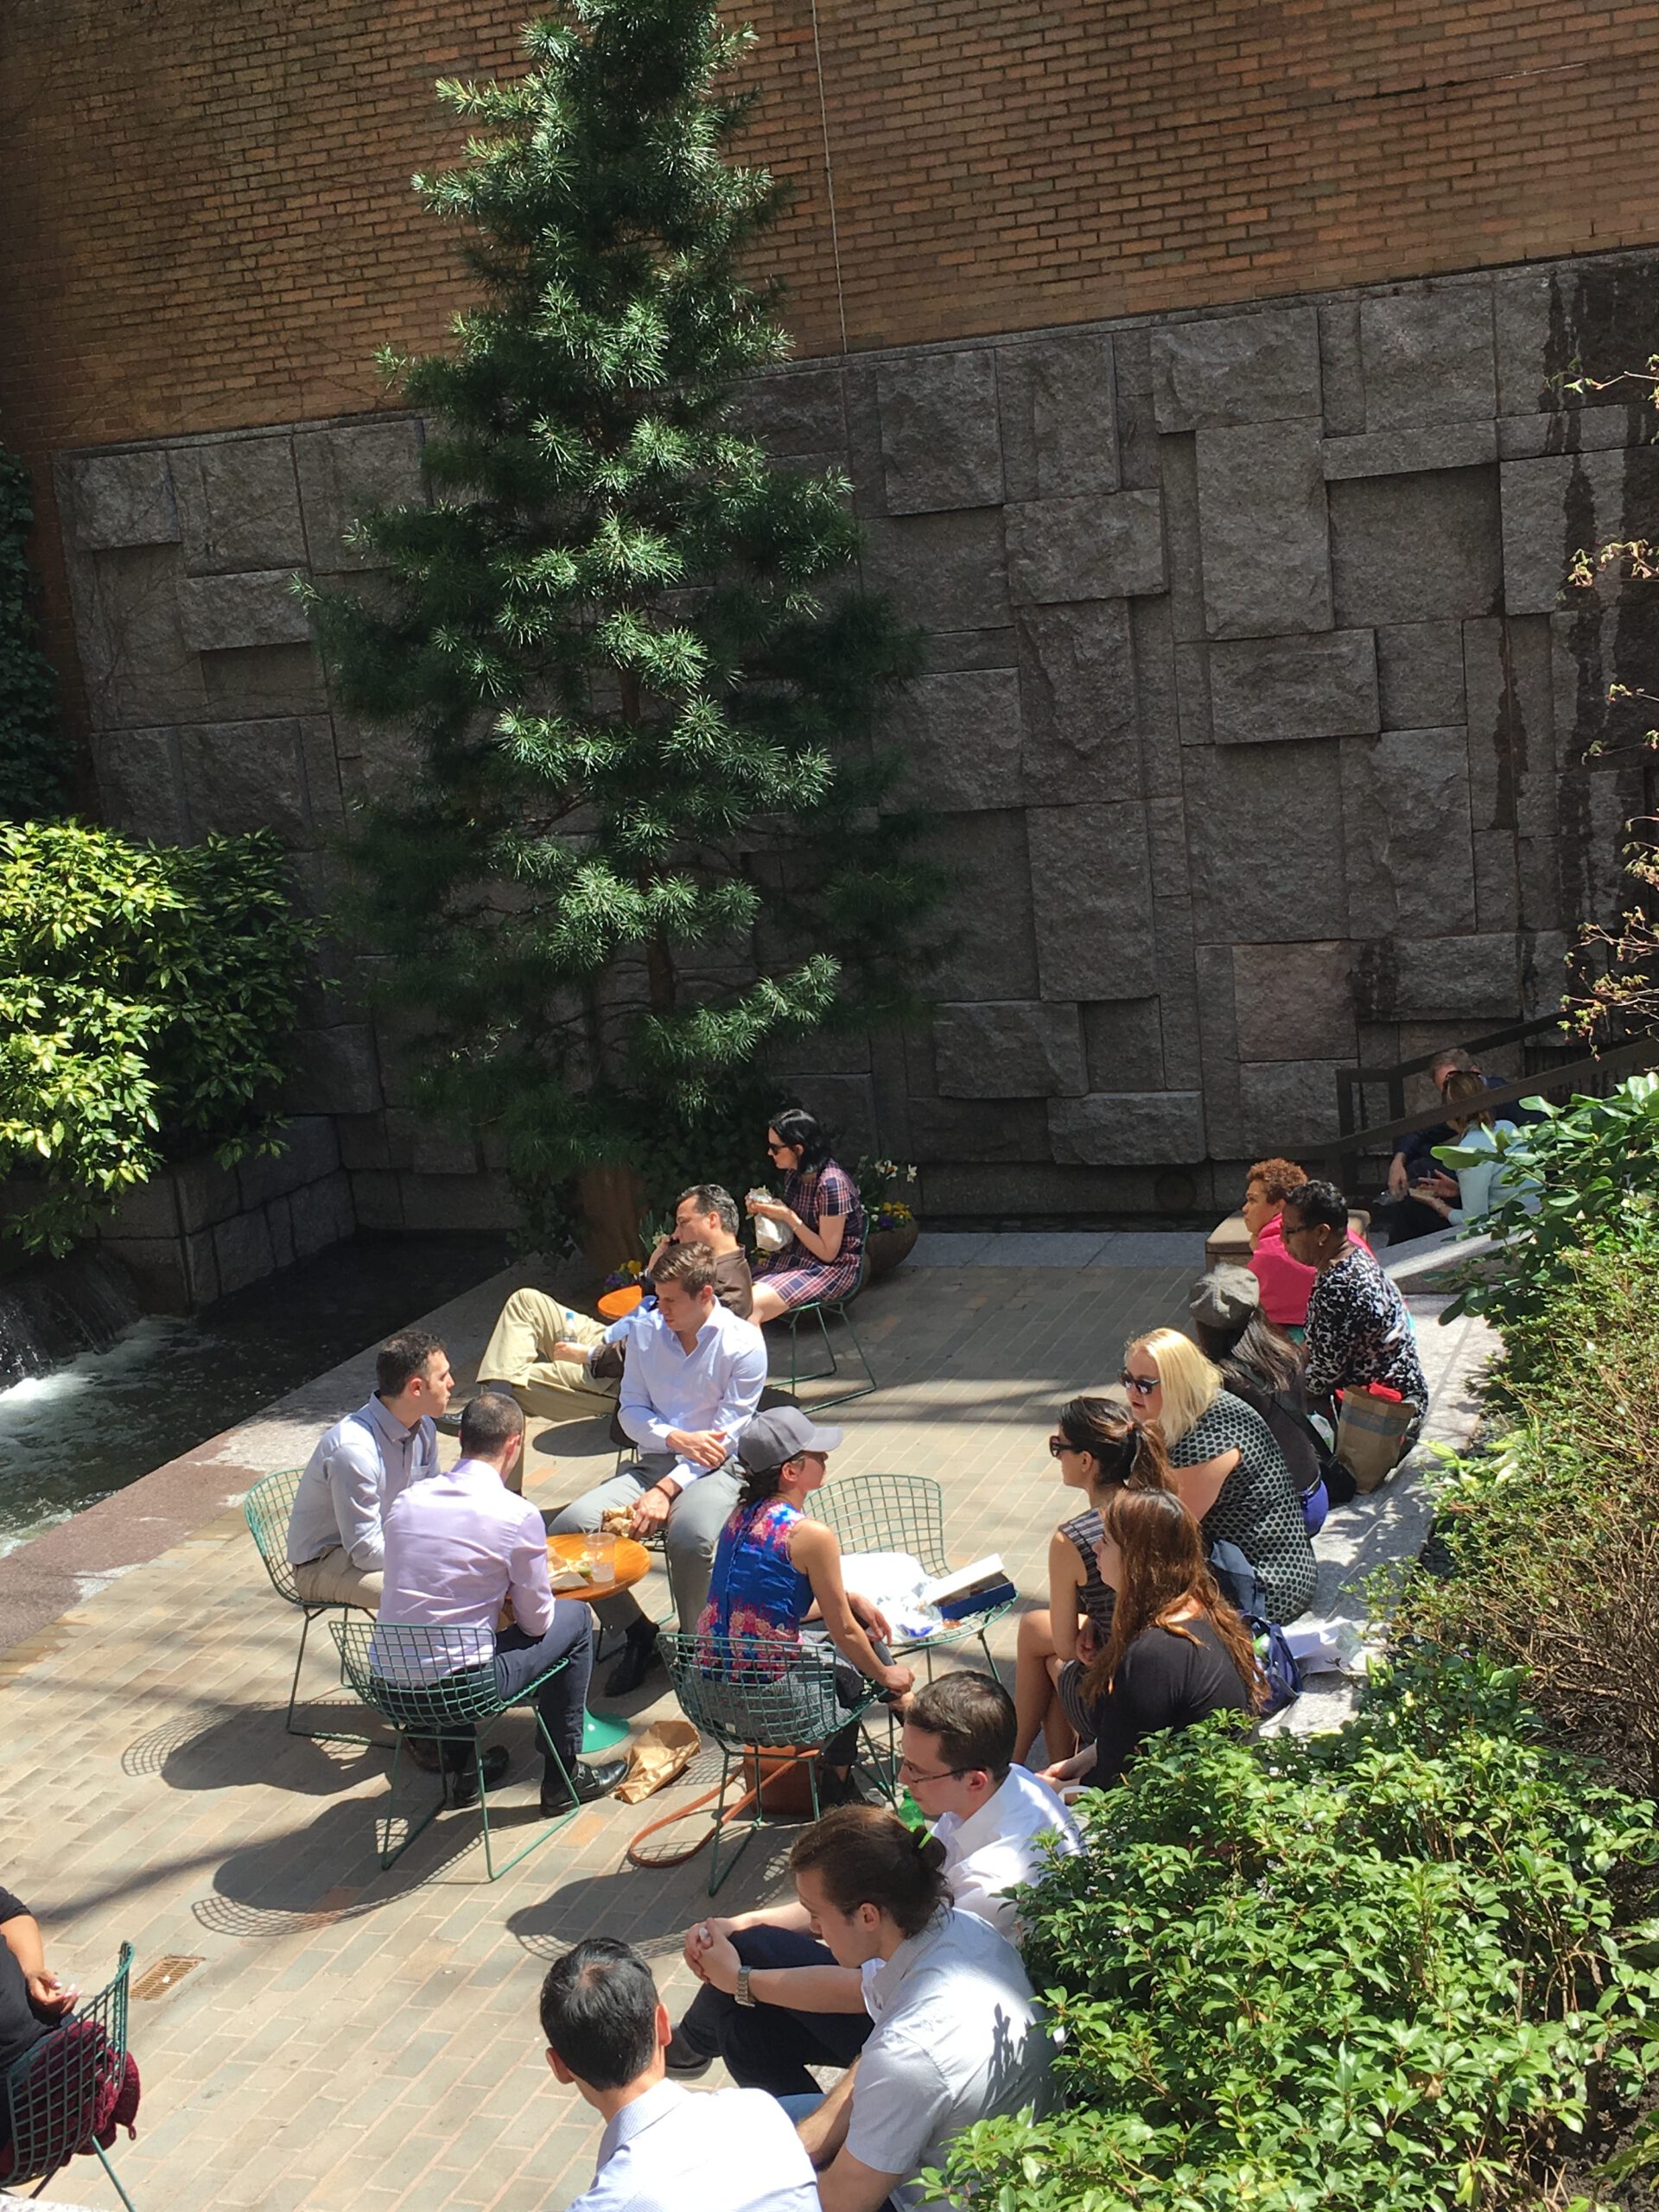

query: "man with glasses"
(664, 1673), (1079, 2097)
(1279, 1179), (1428, 1425)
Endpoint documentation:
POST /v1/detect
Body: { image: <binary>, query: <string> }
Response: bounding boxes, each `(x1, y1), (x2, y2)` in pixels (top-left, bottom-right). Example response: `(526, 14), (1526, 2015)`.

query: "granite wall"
(54, 246), (1659, 1234)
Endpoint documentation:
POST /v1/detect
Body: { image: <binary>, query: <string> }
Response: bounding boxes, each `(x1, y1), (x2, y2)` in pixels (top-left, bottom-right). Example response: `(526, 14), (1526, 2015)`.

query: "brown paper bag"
(615, 1719), (701, 1804)
(1335, 1389), (1418, 1494)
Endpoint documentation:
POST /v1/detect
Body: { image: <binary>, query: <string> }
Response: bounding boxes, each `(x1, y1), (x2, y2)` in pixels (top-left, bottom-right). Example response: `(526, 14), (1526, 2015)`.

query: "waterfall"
(0, 1249), (145, 1389)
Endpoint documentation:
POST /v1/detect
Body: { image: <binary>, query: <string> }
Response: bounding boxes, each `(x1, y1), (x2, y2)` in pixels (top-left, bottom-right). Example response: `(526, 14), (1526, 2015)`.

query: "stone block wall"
(54, 246), (1659, 1227)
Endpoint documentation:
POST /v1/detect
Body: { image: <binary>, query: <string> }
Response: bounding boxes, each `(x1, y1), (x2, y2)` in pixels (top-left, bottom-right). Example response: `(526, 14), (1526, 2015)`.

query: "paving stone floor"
(2, 1242), (1491, 2210)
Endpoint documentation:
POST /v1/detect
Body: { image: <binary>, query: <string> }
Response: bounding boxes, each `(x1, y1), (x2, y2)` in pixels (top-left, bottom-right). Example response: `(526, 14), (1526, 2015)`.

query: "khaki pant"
(290, 1549), (383, 1611)
(476, 1287), (618, 1413)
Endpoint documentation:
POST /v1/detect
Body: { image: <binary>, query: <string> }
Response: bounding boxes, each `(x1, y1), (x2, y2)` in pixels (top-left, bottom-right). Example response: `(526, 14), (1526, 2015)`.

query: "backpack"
(1250, 1618), (1303, 1717)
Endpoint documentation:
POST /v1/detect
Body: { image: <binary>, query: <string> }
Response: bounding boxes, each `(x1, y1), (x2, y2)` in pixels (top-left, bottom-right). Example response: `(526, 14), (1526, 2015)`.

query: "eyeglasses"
(766, 1141), (791, 1157)
(1047, 1434), (1079, 1458)
(1279, 1218), (1312, 1243)
(1119, 1371), (1159, 1397)
(896, 1758), (969, 1784)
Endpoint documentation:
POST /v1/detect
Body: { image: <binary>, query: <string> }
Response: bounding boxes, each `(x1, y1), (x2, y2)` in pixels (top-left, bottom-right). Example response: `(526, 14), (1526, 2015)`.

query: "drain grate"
(130, 1955), (202, 2001)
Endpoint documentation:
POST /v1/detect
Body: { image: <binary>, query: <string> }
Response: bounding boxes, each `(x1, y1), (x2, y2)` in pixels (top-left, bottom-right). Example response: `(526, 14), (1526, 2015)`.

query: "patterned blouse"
(1166, 1391), (1317, 1623)
(697, 1496), (815, 1646)
(1303, 1245), (1429, 1414)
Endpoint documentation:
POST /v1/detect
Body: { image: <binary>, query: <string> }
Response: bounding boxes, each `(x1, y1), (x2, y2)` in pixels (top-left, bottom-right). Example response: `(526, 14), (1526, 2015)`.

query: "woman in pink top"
(1243, 1157), (1370, 1331)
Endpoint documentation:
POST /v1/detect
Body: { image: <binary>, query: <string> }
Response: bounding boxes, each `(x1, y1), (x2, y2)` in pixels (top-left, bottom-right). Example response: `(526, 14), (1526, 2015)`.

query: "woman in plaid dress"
(747, 1107), (867, 1323)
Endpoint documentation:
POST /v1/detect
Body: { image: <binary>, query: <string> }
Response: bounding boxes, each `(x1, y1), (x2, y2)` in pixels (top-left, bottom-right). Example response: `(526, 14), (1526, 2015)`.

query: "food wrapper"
(615, 1719), (701, 1804)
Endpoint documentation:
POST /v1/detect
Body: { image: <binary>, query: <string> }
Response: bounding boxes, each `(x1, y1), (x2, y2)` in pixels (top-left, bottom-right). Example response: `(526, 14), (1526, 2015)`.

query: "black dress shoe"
(405, 1735), (443, 1772)
(664, 2030), (715, 2080)
(540, 1755), (629, 1814)
(445, 1744), (511, 1808)
(602, 1626), (661, 1698)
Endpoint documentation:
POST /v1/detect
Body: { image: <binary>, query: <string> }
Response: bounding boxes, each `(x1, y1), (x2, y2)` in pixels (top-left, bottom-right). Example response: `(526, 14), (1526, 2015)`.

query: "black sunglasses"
(1119, 1371), (1159, 1397)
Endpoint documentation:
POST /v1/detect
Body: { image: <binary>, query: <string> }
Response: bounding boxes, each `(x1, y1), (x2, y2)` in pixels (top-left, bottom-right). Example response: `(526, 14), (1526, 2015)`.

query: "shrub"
(0, 822), (317, 1253)
(944, 1657), (1659, 2212)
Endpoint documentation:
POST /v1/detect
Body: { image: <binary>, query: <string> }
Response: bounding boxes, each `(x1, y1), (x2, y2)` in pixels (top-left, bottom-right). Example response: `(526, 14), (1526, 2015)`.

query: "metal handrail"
(1336, 1013), (1579, 1138)
(1311, 1033), (1659, 1195)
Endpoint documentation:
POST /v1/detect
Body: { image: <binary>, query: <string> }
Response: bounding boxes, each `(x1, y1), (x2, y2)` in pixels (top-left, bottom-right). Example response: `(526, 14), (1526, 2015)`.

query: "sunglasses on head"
(1119, 1370), (1159, 1396)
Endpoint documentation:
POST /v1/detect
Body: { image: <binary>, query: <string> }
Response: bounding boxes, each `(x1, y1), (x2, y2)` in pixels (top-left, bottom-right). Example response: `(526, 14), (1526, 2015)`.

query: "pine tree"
(312, 0), (939, 1239)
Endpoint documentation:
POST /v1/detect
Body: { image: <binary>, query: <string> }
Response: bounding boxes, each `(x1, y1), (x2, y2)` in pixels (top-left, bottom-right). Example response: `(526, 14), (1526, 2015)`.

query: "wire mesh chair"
(773, 1249), (877, 1408)
(663, 1631), (895, 1896)
(331, 1619), (581, 1880)
(815, 1472), (1014, 1679)
(1, 1942), (137, 2211)
(243, 1467), (379, 1744)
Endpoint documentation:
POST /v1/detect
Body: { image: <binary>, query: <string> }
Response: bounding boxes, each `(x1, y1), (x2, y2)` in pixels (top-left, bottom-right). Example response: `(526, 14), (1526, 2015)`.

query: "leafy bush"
(0, 822), (317, 1252)
(0, 446), (67, 822)
(944, 1657), (1659, 2212)
(1434, 1073), (1659, 1329)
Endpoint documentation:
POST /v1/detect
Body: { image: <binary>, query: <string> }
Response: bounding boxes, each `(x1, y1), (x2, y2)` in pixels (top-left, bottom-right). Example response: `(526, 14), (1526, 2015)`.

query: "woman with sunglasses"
(747, 1105), (867, 1325)
(1120, 1326), (1317, 1623)
(1043, 1485), (1268, 1792)
(1011, 1397), (1175, 1766)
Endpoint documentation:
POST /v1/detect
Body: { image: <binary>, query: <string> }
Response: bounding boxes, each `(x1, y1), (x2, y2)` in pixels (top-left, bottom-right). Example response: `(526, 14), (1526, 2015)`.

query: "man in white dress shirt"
(372, 1392), (626, 1810)
(670, 1671), (1079, 2094)
(285, 1331), (453, 1607)
(549, 1241), (767, 1696)
(542, 1936), (817, 2212)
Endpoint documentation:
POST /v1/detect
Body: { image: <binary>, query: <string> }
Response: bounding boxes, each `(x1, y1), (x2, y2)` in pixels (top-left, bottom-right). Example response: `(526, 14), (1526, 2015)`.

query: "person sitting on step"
(284, 1330), (453, 1609)
(540, 1937), (817, 2212)
(472, 1184), (753, 1414)
(667, 1673), (1078, 2100)
(549, 1240), (768, 1697)
(371, 1389), (626, 1811)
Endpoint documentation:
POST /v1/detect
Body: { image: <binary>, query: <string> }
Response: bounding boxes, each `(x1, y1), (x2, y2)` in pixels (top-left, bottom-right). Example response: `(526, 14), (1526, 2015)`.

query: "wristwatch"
(735, 1965), (756, 2008)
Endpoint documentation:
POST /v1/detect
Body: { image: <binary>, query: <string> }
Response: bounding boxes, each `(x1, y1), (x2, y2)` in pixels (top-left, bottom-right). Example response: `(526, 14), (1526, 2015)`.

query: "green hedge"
(0, 821), (317, 1253)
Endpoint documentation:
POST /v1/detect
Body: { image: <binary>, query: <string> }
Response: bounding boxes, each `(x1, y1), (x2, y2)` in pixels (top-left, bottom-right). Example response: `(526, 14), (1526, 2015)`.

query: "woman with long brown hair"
(1041, 1486), (1266, 1792)
(1011, 1396), (1177, 1766)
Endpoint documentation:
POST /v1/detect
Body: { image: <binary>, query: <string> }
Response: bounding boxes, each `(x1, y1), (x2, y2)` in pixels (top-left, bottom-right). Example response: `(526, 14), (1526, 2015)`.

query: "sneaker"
(540, 1756), (629, 1814)
(444, 1744), (511, 1808)
(602, 1625), (662, 1698)
(664, 2031), (715, 2080)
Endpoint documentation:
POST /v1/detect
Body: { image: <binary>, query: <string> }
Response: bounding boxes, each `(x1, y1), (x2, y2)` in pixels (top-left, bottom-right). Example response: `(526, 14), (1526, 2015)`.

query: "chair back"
(330, 1618), (502, 1731)
(816, 1472), (948, 1578)
(2, 1942), (132, 2188)
(662, 1630), (849, 1752)
(244, 1467), (307, 1606)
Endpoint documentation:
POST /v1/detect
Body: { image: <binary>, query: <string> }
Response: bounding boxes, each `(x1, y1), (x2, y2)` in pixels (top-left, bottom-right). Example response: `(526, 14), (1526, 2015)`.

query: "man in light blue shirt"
(542, 1937), (817, 2212)
(549, 1242), (766, 1694)
(284, 1331), (452, 1608)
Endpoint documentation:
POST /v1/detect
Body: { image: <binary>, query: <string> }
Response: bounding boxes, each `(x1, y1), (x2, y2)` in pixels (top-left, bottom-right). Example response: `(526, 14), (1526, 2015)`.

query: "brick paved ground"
(2, 1240), (1489, 2211)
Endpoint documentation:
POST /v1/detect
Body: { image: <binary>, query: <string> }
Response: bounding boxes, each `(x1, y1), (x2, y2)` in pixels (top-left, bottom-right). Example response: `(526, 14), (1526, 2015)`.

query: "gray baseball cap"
(736, 1404), (845, 1471)
(1188, 1263), (1261, 1335)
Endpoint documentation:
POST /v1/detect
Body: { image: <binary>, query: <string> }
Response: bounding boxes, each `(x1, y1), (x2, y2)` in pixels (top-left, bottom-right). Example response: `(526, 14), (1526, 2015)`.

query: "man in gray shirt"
(284, 1330), (453, 1609)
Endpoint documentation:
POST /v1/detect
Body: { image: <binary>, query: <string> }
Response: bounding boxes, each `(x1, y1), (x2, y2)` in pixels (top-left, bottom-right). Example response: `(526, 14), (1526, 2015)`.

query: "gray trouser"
(549, 1456), (741, 1633)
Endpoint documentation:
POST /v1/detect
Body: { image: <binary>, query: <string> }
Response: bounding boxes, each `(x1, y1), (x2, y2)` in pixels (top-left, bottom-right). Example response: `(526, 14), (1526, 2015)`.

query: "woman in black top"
(0, 1886), (75, 2152)
(1041, 1487), (1267, 1792)
(1011, 1398), (1175, 1768)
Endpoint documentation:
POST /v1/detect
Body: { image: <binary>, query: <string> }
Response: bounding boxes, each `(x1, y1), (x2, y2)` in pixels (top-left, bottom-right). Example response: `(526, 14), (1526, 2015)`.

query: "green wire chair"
(1, 1942), (137, 2211)
(773, 1248), (877, 1408)
(662, 1631), (895, 1896)
(815, 1472), (1014, 1679)
(331, 1619), (582, 1880)
(243, 1466), (378, 1744)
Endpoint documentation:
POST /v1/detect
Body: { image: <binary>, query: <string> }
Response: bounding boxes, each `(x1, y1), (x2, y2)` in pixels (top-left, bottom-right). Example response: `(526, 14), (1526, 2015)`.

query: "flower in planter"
(857, 1156), (921, 1224)
(601, 1257), (646, 1294)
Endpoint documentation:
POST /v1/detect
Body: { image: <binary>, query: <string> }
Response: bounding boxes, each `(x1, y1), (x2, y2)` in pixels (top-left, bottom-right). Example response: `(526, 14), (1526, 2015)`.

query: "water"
(0, 1230), (511, 1556)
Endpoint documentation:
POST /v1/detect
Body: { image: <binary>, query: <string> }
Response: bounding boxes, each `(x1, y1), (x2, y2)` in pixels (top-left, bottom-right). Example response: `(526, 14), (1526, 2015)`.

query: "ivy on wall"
(0, 444), (68, 823)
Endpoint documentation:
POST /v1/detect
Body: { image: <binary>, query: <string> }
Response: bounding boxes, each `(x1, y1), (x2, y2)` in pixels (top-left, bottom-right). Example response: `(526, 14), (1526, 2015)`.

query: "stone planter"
(866, 1219), (919, 1280)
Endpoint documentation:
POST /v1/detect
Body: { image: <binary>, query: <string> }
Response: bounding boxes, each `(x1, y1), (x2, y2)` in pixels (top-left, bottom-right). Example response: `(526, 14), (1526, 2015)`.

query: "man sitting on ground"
(285, 1330), (453, 1607)
(668, 1672), (1080, 2097)
(550, 1241), (767, 1695)
(474, 1185), (753, 1414)
(540, 1937), (817, 2212)
(372, 1391), (626, 1809)
(1280, 1179), (1429, 1426)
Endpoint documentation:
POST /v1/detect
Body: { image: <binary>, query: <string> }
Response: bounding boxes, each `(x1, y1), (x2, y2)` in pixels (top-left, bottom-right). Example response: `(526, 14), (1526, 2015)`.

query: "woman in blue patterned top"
(747, 1107), (866, 1323)
(698, 1406), (912, 1783)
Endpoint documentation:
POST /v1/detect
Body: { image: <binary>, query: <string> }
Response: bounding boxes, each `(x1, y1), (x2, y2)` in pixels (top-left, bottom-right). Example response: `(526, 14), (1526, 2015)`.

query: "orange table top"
(596, 1284), (645, 1320)
(546, 1532), (651, 1607)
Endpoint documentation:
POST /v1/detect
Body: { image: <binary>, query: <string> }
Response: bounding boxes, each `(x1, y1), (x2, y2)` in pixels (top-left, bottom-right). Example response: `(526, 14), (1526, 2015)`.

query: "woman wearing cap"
(1189, 1266), (1338, 1532)
(698, 1407), (914, 1792)
(1041, 1486), (1268, 1794)
(1120, 1327), (1317, 1623)
(1011, 1398), (1176, 1767)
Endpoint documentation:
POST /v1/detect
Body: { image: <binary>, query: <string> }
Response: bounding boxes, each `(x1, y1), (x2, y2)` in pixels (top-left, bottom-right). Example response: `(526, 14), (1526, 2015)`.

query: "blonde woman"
(1120, 1326), (1316, 1623)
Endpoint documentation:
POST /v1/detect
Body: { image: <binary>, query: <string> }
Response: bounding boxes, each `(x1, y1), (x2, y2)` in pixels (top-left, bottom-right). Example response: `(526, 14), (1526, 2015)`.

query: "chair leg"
(475, 1713), (580, 1883)
(93, 2139), (139, 2212)
(376, 1734), (446, 1871)
(706, 1745), (753, 1898)
(287, 1608), (380, 1746)
(801, 1305), (877, 1411)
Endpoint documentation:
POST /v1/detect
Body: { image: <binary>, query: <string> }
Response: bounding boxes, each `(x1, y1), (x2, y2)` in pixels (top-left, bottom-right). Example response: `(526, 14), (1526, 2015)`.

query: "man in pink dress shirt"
(372, 1392), (626, 1812)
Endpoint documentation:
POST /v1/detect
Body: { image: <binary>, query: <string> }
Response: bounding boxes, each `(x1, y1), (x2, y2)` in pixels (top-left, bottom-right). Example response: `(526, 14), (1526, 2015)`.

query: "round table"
(548, 1532), (652, 1753)
(596, 1284), (645, 1321)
